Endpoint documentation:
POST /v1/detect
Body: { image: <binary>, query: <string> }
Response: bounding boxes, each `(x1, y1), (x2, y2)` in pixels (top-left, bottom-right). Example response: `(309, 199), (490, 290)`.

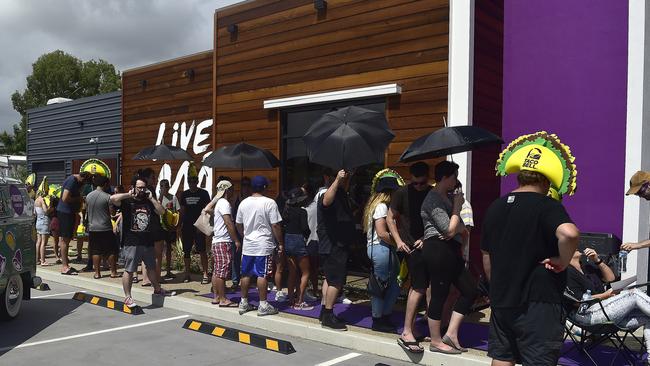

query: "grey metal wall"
(27, 91), (122, 186)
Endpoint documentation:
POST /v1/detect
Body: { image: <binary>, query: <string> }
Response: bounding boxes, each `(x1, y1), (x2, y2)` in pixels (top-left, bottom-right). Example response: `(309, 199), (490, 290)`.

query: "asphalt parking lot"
(0, 281), (412, 366)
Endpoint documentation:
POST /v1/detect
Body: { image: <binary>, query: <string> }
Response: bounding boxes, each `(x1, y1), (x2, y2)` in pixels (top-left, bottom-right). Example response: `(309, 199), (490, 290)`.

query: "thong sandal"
(219, 302), (239, 308)
(141, 282), (152, 287)
(61, 267), (78, 275)
(201, 277), (210, 285)
(93, 274), (102, 279)
(415, 335), (431, 342)
(397, 337), (424, 354)
(429, 344), (462, 355)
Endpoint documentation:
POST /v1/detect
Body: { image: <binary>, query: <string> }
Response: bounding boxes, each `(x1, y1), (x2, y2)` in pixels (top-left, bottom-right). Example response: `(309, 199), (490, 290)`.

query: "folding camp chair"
(563, 291), (646, 366)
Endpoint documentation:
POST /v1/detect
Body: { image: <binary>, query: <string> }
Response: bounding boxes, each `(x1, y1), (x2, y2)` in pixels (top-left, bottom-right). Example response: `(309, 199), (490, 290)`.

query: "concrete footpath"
(37, 268), (491, 366)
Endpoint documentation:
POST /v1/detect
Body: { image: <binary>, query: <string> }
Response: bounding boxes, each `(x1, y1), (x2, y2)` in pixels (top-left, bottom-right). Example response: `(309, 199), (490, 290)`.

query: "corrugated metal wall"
(26, 91), (122, 186)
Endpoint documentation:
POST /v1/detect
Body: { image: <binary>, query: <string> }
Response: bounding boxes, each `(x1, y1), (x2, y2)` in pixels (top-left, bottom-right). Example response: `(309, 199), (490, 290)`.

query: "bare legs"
(287, 256), (311, 304)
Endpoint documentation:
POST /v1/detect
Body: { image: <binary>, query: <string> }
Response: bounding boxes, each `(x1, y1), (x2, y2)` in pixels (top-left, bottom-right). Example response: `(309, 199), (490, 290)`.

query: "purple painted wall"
(501, 0), (628, 237)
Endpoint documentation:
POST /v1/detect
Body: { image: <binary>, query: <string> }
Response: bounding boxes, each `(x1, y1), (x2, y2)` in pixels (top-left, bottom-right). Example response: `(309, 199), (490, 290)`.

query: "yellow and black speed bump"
(182, 319), (296, 354)
(72, 292), (144, 315)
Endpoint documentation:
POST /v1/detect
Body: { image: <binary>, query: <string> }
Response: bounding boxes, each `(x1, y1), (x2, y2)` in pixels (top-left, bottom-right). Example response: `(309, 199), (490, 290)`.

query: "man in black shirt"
(180, 175), (211, 284)
(318, 169), (355, 331)
(387, 162), (432, 353)
(481, 170), (579, 366)
(111, 177), (170, 308)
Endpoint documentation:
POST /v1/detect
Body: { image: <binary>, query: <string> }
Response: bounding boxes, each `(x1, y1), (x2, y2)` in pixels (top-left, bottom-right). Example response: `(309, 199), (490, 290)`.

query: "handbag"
(367, 225), (391, 298)
(193, 211), (213, 236)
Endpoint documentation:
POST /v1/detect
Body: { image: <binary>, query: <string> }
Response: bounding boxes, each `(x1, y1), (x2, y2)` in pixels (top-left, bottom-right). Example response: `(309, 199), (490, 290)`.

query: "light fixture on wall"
(89, 137), (99, 155)
(314, 0), (327, 11)
(182, 68), (195, 80)
(228, 24), (238, 35)
(140, 79), (147, 90)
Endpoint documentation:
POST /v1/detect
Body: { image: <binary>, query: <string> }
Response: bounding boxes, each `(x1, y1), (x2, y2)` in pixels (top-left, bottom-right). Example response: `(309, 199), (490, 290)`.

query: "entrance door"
(280, 98), (386, 194)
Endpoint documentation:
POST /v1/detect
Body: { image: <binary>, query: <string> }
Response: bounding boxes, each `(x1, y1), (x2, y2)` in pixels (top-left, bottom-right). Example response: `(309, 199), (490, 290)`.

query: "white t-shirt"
(160, 194), (180, 212)
(366, 203), (388, 246)
(212, 198), (234, 244)
(305, 187), (326, 243)
(235, 196), (282, 256)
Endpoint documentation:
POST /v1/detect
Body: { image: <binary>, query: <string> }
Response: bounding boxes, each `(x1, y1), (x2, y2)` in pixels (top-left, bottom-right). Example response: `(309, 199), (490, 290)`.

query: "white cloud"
(0, 0), (244, 132)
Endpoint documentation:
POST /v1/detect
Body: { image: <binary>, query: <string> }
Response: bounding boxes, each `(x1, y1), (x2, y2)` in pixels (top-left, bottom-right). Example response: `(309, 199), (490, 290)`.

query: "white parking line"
(0, 314), (189, 352)
(315, 352), (362, 366)
(31, 291), (84, 299)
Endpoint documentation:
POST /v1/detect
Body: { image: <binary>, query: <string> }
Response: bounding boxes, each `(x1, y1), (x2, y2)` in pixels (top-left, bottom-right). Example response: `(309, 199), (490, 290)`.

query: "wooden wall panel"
(215, 0), (450, 193)
(121, 51), (214, 196)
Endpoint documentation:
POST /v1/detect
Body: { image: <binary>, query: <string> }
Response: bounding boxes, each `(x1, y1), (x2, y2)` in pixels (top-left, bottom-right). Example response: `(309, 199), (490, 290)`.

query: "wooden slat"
(218, 1), (446, 58)
(216, 61), (447, 104)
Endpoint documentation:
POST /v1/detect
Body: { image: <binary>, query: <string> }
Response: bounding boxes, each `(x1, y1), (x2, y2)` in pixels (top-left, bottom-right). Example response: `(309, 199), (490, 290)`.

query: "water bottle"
(619, 250), (628, 273)
(579, 290), (592, 314)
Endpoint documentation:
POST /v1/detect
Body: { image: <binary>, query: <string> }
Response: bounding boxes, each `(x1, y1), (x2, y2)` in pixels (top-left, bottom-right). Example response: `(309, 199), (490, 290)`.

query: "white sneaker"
(258, 303), (279, 316)
(238, 302), (257, 315)
(274, 291), (288, 302)
(303, 291), (318, 302)
(337, 295), (352, 305)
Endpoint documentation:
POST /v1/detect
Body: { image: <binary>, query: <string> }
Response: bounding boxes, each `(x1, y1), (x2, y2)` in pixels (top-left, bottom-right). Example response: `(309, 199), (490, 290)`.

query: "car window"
(18, 187), (33, 218)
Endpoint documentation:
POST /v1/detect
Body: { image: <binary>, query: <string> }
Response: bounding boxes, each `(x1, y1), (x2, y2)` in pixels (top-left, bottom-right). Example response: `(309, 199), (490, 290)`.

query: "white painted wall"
(448, 0), (475, 200)
(623, 0), (650, 280)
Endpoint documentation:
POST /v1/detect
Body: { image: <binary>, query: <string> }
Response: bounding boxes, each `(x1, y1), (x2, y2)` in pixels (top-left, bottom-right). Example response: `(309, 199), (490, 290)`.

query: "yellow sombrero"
(37, 176), (49, 197)
(25, 173), (36, 186)
(161, 209), (180, 231)
(80, 158), (111, 178)
(188, 161), (199, 179)
(496, 131), (577, 200)
(371, 168), (405, 193)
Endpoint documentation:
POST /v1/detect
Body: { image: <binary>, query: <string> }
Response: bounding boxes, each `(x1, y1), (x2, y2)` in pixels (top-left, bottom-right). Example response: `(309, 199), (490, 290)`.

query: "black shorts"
(181, 225), (206, 257)
(162, 230), (176, 244)
(320, 245), (348, 287)
(57, 212), (77, 239)
(407, 248), (429, 290)
(89, 231), (118, 256)
(489, 302), (566, 365)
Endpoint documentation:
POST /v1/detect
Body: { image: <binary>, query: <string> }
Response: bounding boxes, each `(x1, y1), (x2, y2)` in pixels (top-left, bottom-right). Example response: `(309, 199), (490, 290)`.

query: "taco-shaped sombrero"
(496, 131), (577, 200)
(25, 173), (36, 186)
(80, 158), (111, 178)
(371, 168), (406, 193)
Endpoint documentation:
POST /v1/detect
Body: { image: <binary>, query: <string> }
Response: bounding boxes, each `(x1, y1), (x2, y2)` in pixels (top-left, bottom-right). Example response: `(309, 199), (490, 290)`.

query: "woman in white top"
(363, 176), (402, 333)
(34, 183), (52, 266)
(159, 179), (180, 279)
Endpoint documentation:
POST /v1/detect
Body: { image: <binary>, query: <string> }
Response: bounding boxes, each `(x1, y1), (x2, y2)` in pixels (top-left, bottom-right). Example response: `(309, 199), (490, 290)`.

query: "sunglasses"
(639, 182), (650, 196)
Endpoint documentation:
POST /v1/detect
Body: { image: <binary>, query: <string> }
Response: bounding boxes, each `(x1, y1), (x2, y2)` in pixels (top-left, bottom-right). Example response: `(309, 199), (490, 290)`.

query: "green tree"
(4, 50), (121, 154)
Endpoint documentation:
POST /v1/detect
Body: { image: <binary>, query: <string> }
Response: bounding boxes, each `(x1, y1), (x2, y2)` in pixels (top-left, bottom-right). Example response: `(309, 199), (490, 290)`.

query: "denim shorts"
(285, 233), (308, 258)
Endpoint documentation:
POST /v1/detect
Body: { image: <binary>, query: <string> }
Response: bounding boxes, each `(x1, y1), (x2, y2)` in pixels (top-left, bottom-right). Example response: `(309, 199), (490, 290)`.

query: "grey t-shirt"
(421, 190), (462, 243)
(86, 189), (113, 232)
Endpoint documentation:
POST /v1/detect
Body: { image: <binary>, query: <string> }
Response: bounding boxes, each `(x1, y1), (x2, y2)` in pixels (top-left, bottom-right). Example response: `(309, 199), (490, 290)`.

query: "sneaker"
(274, 291), (288, 302)
(238, 302), (257, 315)
(258, 303), (279, 316)
(124, 296), (137, 308)
(292, 302), (315, 311)
(303, 291), (318, 302)
(153, 288), (176, 297)
(372, 317), (396, 333)
(322, 312), (348, 331)
(337, 295), (352, 305)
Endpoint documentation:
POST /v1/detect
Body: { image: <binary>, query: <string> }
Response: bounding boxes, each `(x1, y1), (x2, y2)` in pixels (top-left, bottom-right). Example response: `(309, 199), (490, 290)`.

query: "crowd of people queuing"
(27, 146), (650, 366)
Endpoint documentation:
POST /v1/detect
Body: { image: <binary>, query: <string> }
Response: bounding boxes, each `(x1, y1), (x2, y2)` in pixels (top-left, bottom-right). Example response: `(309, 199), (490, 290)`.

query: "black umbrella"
(302, 106), (394, 171)
(202, 142), (280, 169)
(399, 126), (503, 163)
(133, 144), (193, 161)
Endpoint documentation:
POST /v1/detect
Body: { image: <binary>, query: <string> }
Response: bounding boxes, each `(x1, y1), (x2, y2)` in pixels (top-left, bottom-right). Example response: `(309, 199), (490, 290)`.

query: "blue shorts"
(241, 254), (274, 279)
(285, 234), (308, 258)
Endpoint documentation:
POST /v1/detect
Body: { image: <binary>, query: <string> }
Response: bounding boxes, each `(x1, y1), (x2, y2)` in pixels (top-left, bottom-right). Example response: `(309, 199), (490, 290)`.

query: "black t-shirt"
(481, 192), (573, 308)
(566, 265), (604, 301)
(121, 198), (156, 247)
(180, 188), (210, 224)
(282, 205), (310, 238)
(317, 188), (355, 254)
(390, 184), (431, 245)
